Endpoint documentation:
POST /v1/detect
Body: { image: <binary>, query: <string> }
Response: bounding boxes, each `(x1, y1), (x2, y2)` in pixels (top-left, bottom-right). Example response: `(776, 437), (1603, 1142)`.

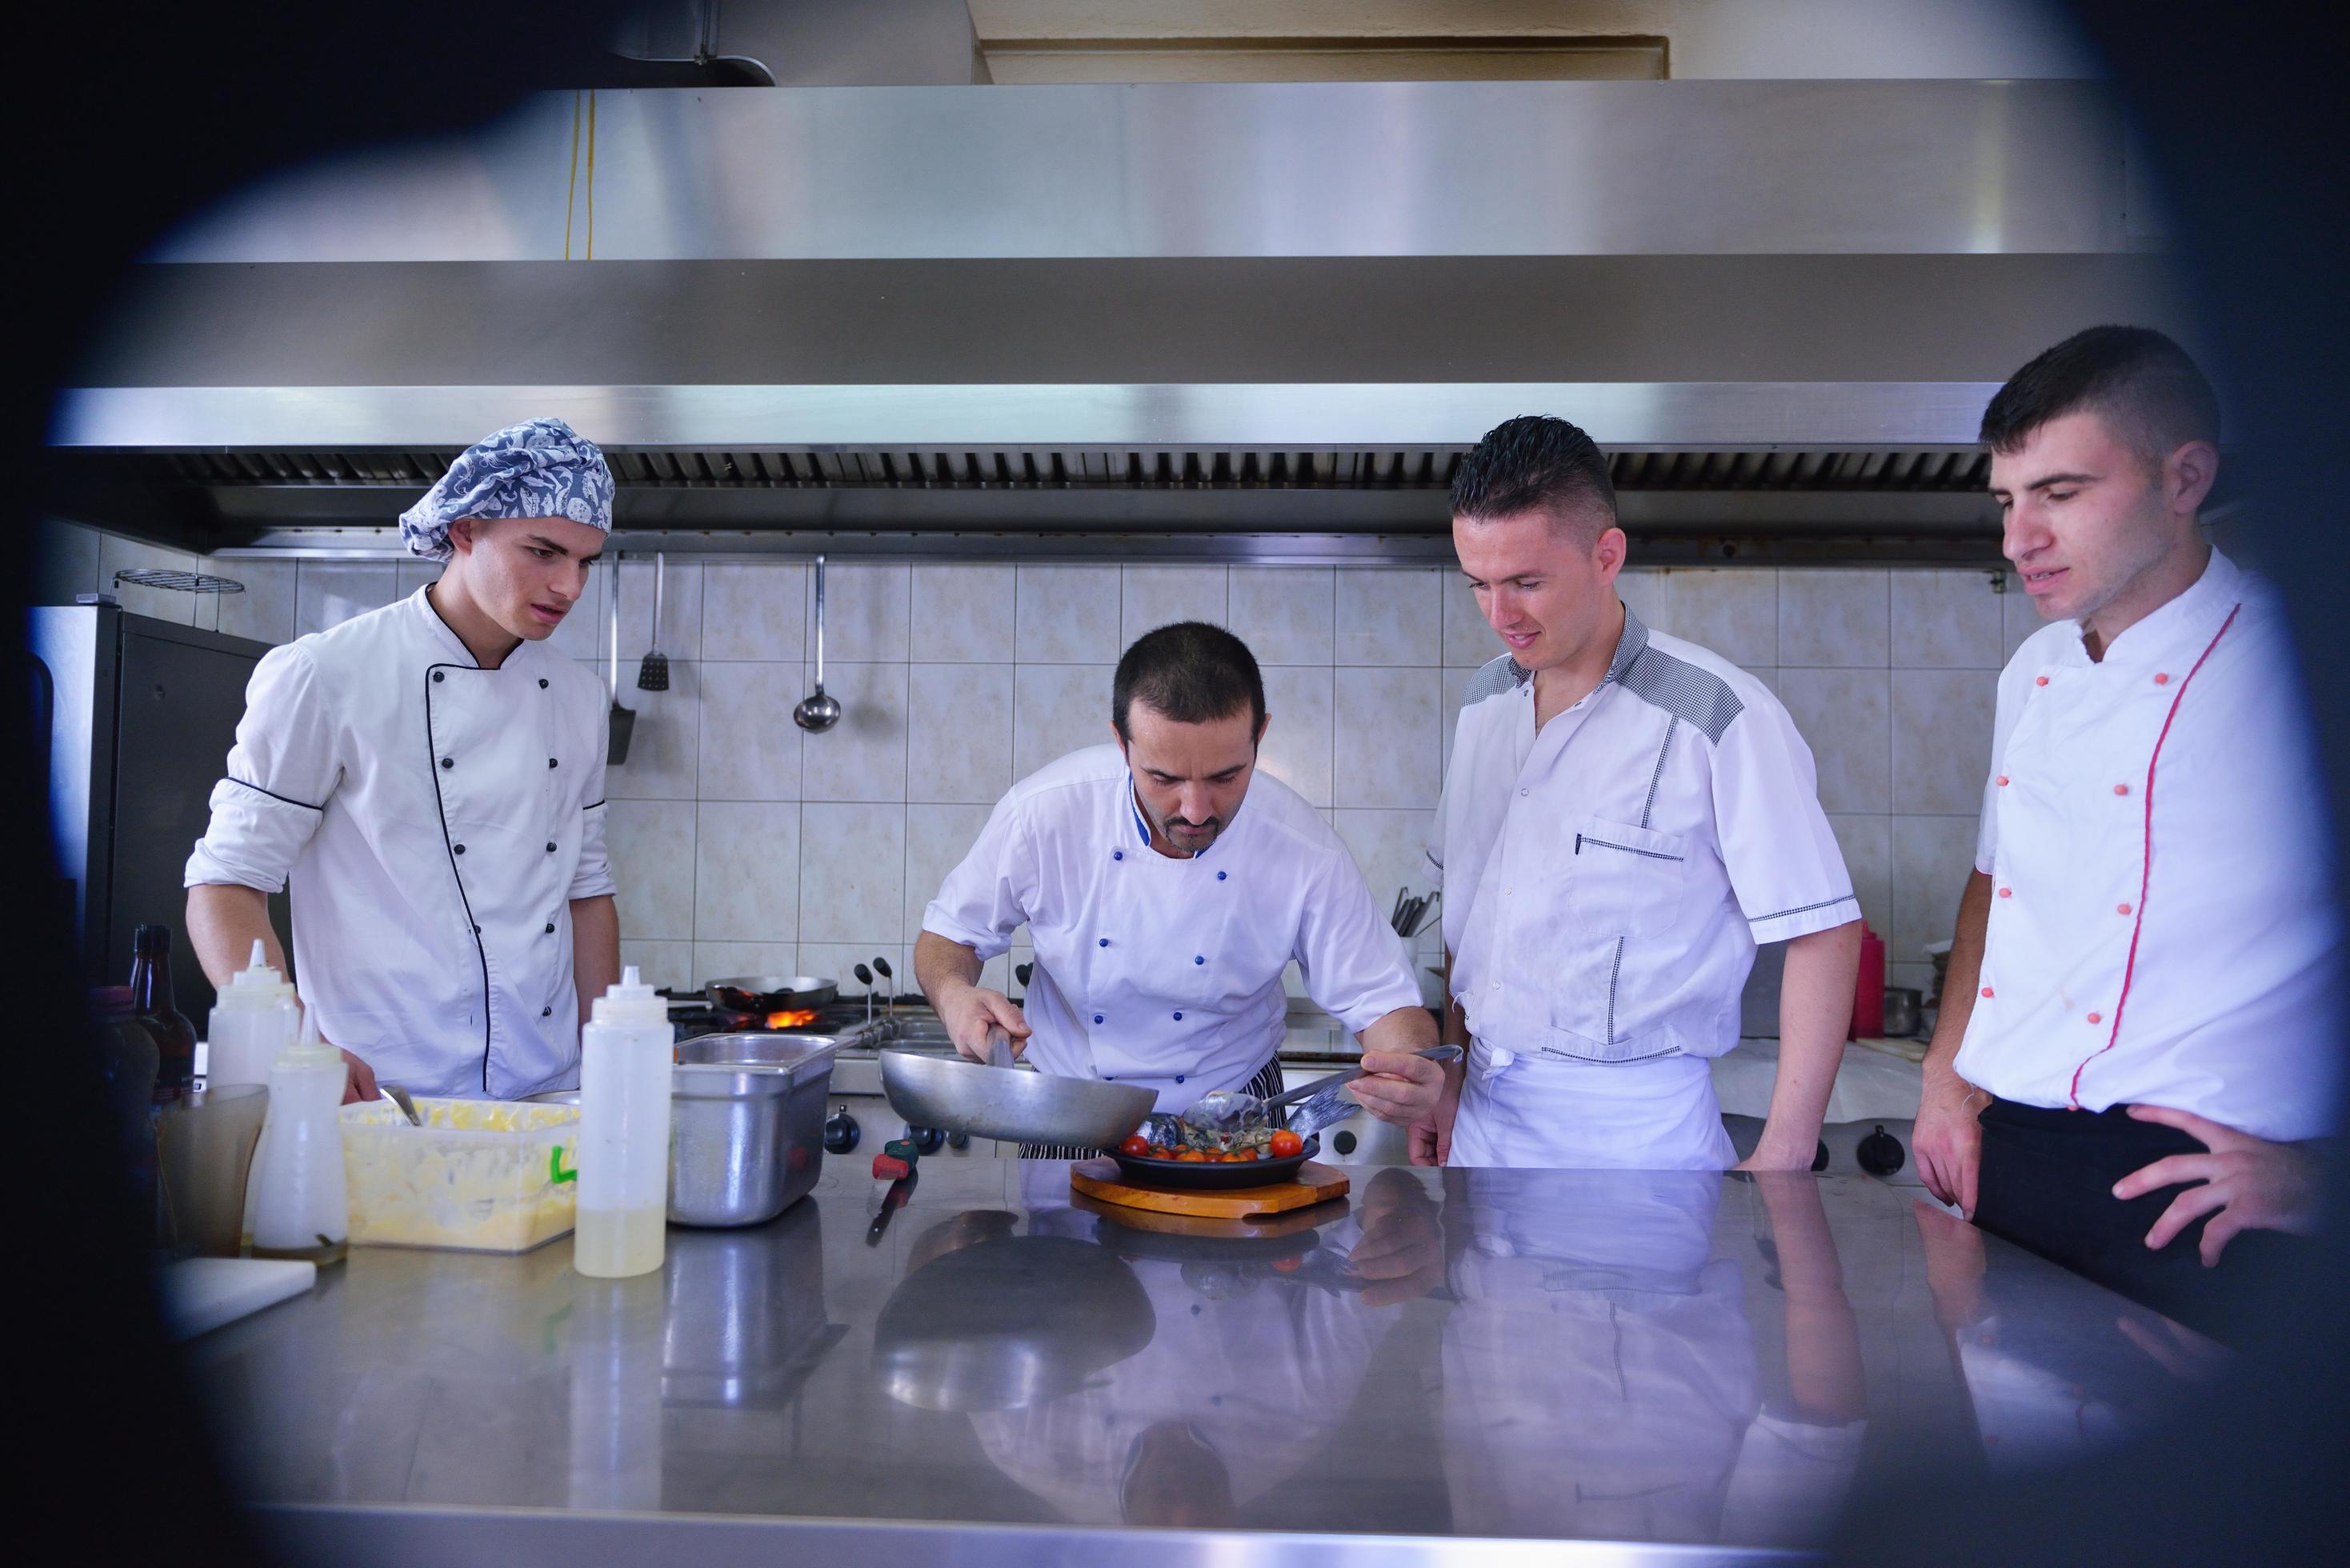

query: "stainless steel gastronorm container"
(532, 1033), (843, 1229)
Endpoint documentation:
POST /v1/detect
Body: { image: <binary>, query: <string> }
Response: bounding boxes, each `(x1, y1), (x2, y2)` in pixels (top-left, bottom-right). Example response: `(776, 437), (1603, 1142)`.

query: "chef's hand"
(1348, 1050), (1444, 1128)
(2112, 1104), (2321, 1266)
(340, 1048), (378, 1106)
(1914, 1062), (1986, 1217)
(1408, 1059), (1462, 1166)
(943, 987), (1032, 1062)
(1912, 1197), (1988, 1334)
(1347, 1169), (1446, 1306)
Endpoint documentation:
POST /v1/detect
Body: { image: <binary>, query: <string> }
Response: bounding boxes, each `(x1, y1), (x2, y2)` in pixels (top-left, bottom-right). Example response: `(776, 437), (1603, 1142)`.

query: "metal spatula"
(635, 553), (670, 691)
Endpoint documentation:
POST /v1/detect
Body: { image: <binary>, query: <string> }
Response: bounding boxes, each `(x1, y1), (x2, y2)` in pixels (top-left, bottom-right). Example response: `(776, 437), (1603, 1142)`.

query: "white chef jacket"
(1439, 1170), (1864, 1547)
(186, 586), (616, 1099)
(1955, 548), (2342, 1140)
(923, 743), (1422, 1112)
(1428, 604), (1857, 1166)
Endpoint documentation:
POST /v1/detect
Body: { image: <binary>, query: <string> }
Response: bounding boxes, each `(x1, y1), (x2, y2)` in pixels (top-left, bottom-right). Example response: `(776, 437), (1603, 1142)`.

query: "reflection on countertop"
(186, 1162), (2226, 1562)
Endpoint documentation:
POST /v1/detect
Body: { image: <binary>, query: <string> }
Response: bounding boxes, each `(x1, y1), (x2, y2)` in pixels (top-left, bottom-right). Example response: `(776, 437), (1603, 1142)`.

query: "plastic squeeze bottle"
(250, 1002), (350, 1266)
(206, 940), (298, 1089)
(574, 966), (673, 1278)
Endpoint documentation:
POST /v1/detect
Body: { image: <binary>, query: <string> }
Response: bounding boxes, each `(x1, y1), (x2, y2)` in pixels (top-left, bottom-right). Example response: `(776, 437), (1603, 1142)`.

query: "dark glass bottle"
(91, 986), (160, 1242)
(129, 924), (198, 1104)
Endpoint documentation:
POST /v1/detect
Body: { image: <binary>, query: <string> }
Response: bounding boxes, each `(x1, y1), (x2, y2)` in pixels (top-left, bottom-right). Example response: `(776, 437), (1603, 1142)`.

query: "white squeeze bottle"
(575, 966), (673, 1278)
(206, 940), (298, 1089)
(250, 1002), (350, 1266)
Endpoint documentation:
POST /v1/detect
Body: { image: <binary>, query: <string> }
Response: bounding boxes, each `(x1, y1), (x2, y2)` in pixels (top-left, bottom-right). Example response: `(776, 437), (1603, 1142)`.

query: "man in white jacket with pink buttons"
(1912, 327), (2340, 1339)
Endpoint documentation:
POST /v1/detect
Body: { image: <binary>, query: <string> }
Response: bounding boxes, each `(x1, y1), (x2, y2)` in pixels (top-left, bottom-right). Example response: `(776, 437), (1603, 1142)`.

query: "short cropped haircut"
(1113, 622), (1267, 742)
(1450, 414), (1619, 546)
(1979, 326), (2221, 464)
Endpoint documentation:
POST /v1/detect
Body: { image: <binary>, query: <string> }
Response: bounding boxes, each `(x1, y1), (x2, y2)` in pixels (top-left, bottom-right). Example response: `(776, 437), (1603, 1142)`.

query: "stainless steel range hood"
(48, 82), (2204, 564)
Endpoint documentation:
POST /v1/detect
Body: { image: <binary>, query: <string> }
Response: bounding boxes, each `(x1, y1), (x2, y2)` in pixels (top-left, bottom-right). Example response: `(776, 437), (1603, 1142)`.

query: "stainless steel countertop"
(191, 1163), (2220, 1566)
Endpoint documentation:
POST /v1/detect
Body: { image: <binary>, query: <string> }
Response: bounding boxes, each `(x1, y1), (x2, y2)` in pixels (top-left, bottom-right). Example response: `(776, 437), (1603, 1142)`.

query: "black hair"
(1979, 326), (2221, 462)
(1449, 414), (1619, 542)
(1112, 622), (1267, 742)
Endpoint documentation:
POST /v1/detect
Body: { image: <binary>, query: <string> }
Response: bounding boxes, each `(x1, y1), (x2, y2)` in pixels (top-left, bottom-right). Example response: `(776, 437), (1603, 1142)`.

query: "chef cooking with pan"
(915, 621), (1445, 1156)
(183, 418), (623, 1102)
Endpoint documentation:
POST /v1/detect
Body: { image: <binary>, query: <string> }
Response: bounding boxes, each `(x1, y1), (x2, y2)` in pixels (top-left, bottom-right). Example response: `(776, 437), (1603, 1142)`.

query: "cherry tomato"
(1271, 1256), (1302, 1272)
(1176, 1149), (1209, 1162)
(1119, 1134), (1152, 1158)
(1268, 1130), (1303, 1158)
(1233, 1147), (1260, 1161)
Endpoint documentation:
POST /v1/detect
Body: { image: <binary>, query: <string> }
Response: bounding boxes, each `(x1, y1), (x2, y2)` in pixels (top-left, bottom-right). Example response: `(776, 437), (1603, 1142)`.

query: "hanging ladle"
(794, 553), (843, 733)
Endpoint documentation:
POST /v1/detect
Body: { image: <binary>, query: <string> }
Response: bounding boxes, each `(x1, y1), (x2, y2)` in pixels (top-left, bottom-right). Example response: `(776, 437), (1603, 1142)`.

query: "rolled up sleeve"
(185, 644), (337, 894)
(1296, 847), (1423, 1034)
(921, 794), (1034, 961)
(1711, 702), (1860, 946)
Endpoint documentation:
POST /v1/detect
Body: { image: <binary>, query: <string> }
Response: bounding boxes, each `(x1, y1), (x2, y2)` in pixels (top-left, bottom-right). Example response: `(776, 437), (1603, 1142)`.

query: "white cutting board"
(160, 1258), (316, 1339)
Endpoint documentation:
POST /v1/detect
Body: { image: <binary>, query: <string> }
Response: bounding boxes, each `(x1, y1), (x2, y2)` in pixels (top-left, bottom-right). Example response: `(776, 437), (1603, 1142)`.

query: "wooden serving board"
(1069, 1158), (1350, 1218)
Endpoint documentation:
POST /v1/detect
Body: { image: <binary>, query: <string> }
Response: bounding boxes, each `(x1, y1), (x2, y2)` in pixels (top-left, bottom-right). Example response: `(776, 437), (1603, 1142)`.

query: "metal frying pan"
(706, 974), (839, 1014)
(881, 1030), (1155, 1150)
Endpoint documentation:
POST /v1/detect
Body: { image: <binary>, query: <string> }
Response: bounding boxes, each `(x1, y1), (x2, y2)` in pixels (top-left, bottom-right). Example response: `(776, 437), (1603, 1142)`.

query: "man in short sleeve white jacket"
(1421, 417), (1862, 1171)
(1911, 328), (2337, 1338)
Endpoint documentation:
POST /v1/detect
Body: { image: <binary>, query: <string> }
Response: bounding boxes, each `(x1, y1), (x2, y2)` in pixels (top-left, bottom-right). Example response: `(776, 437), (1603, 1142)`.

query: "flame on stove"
(766, 1009), (819, 1030)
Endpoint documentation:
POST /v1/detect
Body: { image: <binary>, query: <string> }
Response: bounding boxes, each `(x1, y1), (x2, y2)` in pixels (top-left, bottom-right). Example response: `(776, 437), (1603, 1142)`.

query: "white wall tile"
(601, 658), (701, 800)
(1893, 569), (2005, 669)
(606, 798), (697, 939)
(1614, 569), (1670, 638)
(1227, 567), (1333, 664)
(618, 939), (695, 993)
(212, 559), (298, 646)
(294, 561), (400, 638)
(100, 534), (205, 625)
(702, 562), (807, 662)
(1892, 814), (1982, 963)
(911, 564), (1015, 663)
(2002, 574), (2048, 662)
(1893, 668), (2000, 813)
(693, 941), (795, 985)
(693, 800), (800, 943)
(1333, 666), (1443, 808)
(1826, 813), (1893, 940)
(1257, 665), (1334, 808)
(612, 557), (703, 662)
(905, 802), (993, 936)
(1122, 566), (1226, 639)
(695, 662), (803, 801)
(394, 560), (439, 600)
(1439, 569), (1503, 667)
(1779, 570), (1889, 667)
(799, 661), (909, 802)
(1779, 668), (1892, 813)
(808, 562), (909, 663)
(1339, 569), (1443, 666)
(1015, 662), (1115, 778)
(1017, 566), (1122, 662)
(907, 662), (1015, 804)
(34, 520), (103, 606)
(798, 803), (906, 943)
(1666, 569), (1778, 668)
(1440, 665), (1479, 770)
(1330, 809), (1439, 918)
(1889, 961), (1937, 1001)
(797, 942), (907, 995)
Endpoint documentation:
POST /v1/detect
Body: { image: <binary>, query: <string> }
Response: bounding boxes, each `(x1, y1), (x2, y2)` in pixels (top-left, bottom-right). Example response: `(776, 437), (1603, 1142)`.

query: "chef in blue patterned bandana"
(186, 418), (624, 1100)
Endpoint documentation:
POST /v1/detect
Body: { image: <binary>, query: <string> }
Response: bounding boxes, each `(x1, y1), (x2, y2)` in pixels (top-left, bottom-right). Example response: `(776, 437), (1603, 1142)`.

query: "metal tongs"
(1182, 1044), (1463, 1142)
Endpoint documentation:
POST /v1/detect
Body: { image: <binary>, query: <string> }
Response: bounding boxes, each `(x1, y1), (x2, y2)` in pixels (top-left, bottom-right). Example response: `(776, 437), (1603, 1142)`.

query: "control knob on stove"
(823, 1106), (862, 1154)
(1858, 1124), (1906, 1177)
(904, 1124), (945, 1156)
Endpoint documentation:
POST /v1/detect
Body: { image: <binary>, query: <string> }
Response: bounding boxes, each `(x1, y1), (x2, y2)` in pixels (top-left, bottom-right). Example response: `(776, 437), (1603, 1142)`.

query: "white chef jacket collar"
(1125, 770), (1227, 859)
(1496, 599), (1651, 698)
(414, 582), (556, 674)
(2053, 547), (2244, 671)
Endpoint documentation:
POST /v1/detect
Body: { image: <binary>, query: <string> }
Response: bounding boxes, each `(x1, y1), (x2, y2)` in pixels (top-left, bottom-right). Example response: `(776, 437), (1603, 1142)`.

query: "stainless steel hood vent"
(49, 82), (2204, 565)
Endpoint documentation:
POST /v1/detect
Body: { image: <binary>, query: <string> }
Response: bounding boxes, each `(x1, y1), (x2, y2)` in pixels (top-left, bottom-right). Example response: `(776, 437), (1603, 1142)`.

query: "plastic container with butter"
(338, 1096), (581, 1253)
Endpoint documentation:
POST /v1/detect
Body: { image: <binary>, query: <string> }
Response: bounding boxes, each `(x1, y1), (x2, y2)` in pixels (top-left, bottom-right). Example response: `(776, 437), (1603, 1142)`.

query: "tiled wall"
(38, 518), (2032, 1018)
